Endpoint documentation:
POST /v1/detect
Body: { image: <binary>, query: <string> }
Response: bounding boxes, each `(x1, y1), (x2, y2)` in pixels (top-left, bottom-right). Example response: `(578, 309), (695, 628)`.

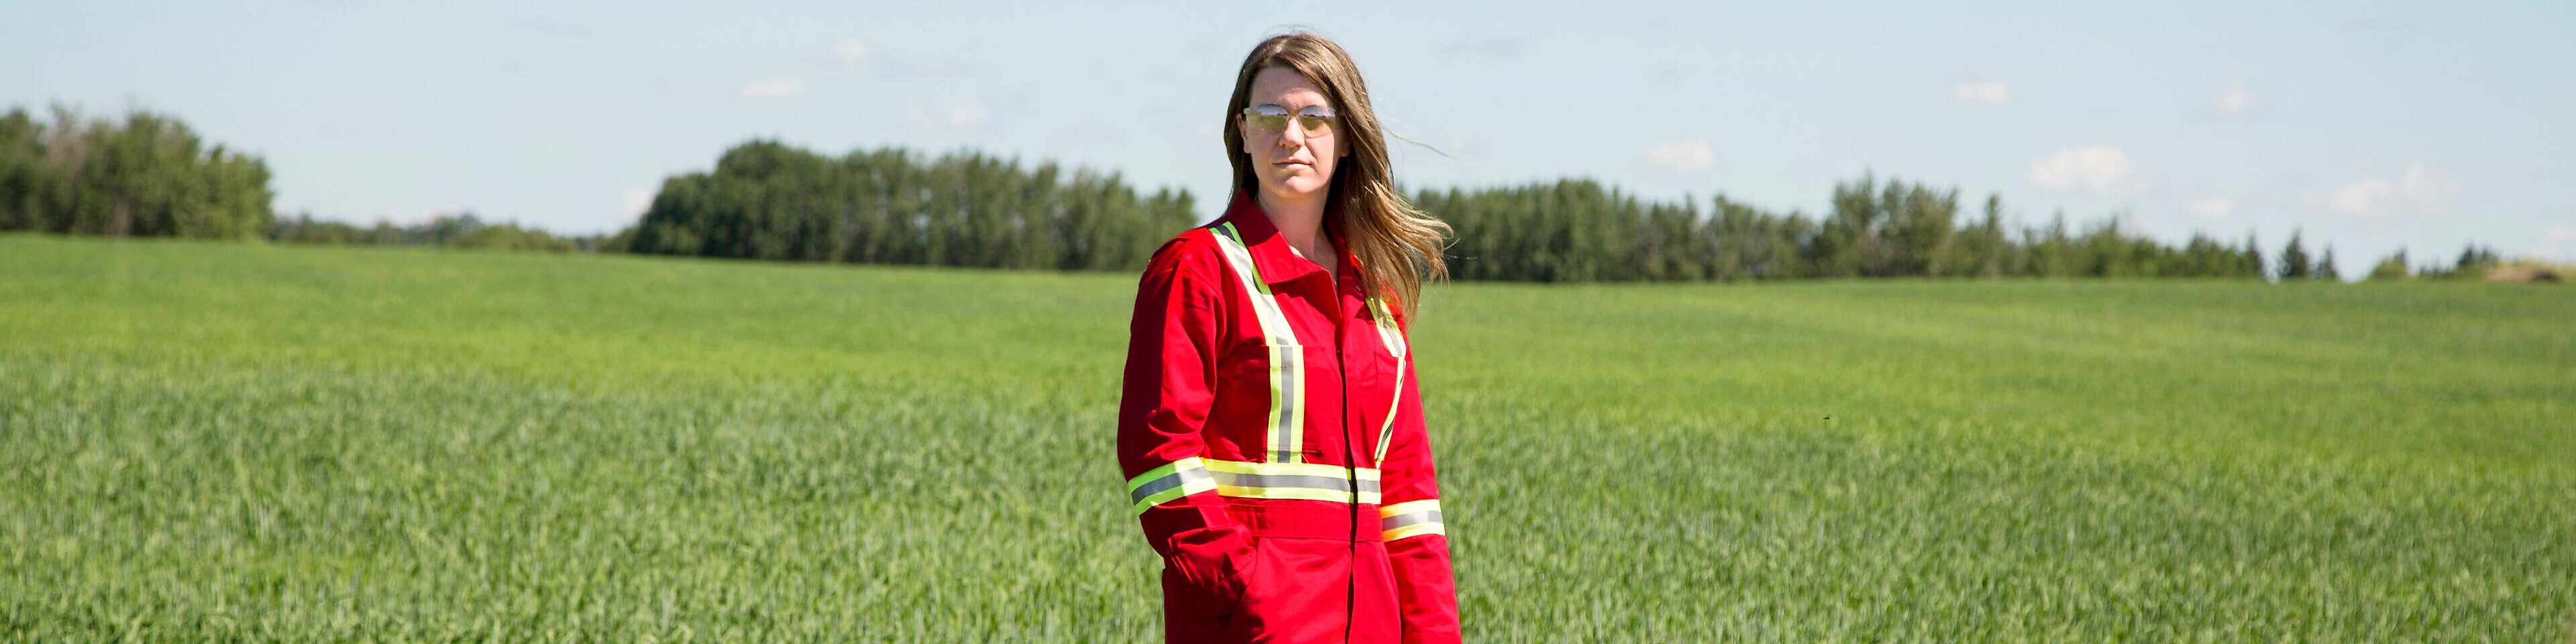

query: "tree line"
(623, 140), (1199, 272)
(269, 212), (609, 252)
(1422, 178), (2284, 282)
(5, 106), (2550, 283)
(626, 141), (2322, 282)
(0, 107), (276, 238)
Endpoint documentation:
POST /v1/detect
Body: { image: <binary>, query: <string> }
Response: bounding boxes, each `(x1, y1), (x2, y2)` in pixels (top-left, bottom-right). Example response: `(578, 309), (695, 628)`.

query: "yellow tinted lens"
(1242, 109), (1289, 133)
(1295, 115), (1334, 135)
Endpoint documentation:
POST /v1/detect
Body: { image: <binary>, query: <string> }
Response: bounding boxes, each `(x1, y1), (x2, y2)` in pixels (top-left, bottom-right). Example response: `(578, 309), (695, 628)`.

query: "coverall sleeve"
(1376, 325), (1461, 643)
(1118, 236), (1256, 616)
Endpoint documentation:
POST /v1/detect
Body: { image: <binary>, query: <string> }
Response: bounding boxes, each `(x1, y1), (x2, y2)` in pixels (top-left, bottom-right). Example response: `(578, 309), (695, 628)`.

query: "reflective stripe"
(1208, 223), (1307, 464)
(1365, 297), (1407, 360)
(1379, 498), (1445, 541)
(1366, 297), (1407, 466)
(1266, 343), (1305, 462)
(1205, 459), (1381, 504)
(1126, 457), (1218, 515)
(1126, 458), (1385, 513)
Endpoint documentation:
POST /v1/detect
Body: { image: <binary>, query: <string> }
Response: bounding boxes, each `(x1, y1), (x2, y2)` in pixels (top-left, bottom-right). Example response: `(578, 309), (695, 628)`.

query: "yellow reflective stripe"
(1366, 297), (1407, 359)
(1208, 223), (1307, 464)
(1204, 459), (1380, 481)
(1126, 457), (1218, 515)
(1267, 342), (1305, 462)
(1201, 459), (1381, 504)
(1383, 522), (1445, 541)
(1379, 499), (1440, 517)
(1380, 498), (1444, 541)
(1217, 485), (1381, 504)
(1367, 297), (1407, 466)
(1207, 223), (1271, 297)
(1132, 458), (1390, 514)
(1372, 351), (1405, 465)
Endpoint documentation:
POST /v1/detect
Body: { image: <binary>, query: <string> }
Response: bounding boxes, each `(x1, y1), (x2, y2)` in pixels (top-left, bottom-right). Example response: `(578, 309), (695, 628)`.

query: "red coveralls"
(1119, 192), (1460, 643)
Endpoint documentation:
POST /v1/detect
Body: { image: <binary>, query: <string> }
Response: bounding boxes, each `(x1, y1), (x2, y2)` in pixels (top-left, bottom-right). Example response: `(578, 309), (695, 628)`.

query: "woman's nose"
(1275, 121), (1305, 149)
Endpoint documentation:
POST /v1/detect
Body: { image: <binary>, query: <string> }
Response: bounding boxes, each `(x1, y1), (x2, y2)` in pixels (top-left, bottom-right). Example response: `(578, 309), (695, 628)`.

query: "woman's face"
(1240, 66), (1344, 205)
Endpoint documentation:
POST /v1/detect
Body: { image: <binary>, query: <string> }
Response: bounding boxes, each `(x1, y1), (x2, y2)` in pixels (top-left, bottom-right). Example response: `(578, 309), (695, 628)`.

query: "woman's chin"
(1263, 180), (1330, 203)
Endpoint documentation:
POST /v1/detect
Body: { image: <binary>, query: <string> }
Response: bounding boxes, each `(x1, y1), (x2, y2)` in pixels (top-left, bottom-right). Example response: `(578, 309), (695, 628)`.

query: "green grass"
(3, 233), (2571, 641)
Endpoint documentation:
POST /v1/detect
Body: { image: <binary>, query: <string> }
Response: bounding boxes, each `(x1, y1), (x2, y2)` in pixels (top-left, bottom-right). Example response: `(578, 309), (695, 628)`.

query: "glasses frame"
(1240, 104), (1338, 138)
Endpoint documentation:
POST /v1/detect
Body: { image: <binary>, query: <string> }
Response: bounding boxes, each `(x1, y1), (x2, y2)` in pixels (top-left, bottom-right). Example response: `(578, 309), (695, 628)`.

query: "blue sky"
(7, 0), (2571, 268)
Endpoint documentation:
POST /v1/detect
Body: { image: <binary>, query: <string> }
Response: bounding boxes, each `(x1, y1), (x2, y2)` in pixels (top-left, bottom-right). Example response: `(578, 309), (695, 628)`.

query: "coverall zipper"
(1325, 264), (1356, 644)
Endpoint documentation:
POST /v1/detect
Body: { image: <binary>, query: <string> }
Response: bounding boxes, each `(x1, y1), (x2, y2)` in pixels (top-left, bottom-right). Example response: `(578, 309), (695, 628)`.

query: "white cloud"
(1951, 79), (2010, 105)
(2027, 146), (2131, 193)
(1644, 140), (1715, 173)
(2544, 225), (2575, 245)
(2210, 81), (2257, 117)
(2322, 184), (2381, 214)
(829, 41), (872, 66)
(623, 187), (656, 215)
(2187, 197), (2235, 219)
(2323, 162), (2459, 217)
(737, 78), (805, 100)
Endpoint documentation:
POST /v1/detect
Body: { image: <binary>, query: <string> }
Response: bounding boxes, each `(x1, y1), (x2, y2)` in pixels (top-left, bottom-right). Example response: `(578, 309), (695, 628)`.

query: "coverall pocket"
(1217, 537), (1272, 637)
(1216, 342), (1303, 450)
(1226, 536), (1371, 643)
(1211, 537), (1262, 627)
(1218, 342), (1303, 388)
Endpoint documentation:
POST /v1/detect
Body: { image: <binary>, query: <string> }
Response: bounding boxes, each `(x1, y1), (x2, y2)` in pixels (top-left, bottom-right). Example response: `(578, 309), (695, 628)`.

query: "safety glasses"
(1240, 104), (1337, 137)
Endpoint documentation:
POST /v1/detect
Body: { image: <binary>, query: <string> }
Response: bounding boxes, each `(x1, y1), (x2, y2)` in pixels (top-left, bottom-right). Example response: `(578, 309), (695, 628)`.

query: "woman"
(1116, 32), (1460, 643)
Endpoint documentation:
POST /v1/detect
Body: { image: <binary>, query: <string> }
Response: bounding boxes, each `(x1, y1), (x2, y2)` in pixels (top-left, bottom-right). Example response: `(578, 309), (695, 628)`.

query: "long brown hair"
(1224, 32), (1450, 319)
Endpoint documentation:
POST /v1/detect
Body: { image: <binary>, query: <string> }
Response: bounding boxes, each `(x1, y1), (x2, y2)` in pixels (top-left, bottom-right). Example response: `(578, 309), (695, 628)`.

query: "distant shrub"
(268, 212), (602, 253)
(0, 106), (275, 239)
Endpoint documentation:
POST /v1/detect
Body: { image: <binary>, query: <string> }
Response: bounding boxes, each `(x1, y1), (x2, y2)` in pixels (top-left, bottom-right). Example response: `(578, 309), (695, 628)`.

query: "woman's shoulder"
(1142, 225), (1226, 277)
(1134, 226), (1240, 313)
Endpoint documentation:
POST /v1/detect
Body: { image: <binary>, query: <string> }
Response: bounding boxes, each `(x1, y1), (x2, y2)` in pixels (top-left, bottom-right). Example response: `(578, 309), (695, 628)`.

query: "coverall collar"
(1218, 190), (1356, 288)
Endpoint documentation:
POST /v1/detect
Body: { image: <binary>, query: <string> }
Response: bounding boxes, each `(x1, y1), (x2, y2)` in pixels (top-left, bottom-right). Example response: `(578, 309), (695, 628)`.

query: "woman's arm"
(1376, 336), (1460, 643)
(1118, 235), (1256, 616)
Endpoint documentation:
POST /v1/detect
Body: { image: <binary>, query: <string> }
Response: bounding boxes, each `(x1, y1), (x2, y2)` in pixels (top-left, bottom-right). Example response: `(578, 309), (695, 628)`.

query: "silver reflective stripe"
(1368, 297), (1407, 466)
(1366, 297), (1407, 360)
(1128, 466), (1215, 505)
(1208, 222), (1308, 464)
(1266, 341), (1305, 462)
(1128, 458), (1221, 515)
(1381, 508), (1442, 531)
(1210, 470), (1381, 494)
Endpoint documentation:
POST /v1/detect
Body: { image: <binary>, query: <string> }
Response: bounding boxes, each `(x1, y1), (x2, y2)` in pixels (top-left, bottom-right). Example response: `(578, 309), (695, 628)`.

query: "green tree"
(2367, 250), (2410, 281)
(2244, 232), (2265, 280)
(1953, 195), (2008, 277)
(2418, 245), (2502, 280)
(627, 140), (1195, 273)
(2277, 230), (2312, 280)
(0, 105), (274, 239)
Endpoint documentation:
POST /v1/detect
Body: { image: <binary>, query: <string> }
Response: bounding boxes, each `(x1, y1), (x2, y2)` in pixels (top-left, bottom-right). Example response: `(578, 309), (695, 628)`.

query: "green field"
(3, 233), (2571, 641)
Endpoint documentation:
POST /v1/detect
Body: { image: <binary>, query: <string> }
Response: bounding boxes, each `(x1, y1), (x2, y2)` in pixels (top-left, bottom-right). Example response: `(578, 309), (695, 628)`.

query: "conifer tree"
(2245, 231), (2265, 279)
(2278, 230), (2312, 280)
